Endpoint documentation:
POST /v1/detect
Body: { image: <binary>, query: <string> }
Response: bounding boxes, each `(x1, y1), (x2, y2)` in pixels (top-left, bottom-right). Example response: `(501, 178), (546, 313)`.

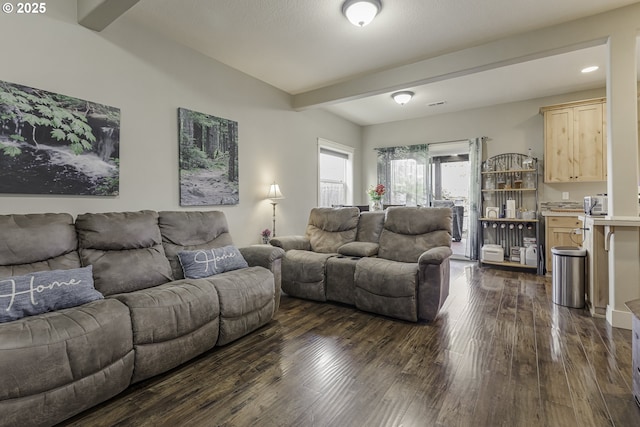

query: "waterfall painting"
(0, 79), (120, 196)
(178, 107), (239, 206)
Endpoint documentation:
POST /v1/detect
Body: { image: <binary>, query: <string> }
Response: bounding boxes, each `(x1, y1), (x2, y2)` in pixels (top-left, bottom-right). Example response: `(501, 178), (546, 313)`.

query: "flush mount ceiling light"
(581, 65), (599, 73)
(391, 91), (414, 105)
(342, 0), (382, 27)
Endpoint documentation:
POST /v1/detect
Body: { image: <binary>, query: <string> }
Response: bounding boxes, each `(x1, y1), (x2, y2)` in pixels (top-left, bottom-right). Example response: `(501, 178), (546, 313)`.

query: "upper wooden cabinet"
(540, 98), (606, 183)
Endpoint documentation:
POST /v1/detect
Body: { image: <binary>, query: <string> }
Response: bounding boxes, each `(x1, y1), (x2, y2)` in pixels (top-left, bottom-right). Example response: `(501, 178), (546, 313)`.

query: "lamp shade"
(267, 183), (284, 200)
(391, 90), (414, 105)
(342, 0), (381, 27)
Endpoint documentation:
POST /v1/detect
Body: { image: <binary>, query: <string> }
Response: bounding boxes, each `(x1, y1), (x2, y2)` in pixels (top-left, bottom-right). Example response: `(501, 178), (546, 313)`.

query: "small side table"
(625, 299), (640, 408)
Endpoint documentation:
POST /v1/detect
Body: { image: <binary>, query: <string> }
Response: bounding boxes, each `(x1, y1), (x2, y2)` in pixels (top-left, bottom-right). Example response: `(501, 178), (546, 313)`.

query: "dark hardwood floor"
(61, 261), (640, 426)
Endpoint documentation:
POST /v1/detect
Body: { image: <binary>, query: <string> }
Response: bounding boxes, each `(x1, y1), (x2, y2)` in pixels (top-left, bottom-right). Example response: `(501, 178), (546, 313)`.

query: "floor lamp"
(267, 182), (284, 237)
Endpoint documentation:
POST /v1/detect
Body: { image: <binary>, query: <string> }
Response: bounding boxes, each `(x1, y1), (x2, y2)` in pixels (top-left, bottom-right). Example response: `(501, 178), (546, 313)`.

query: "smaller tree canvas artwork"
(178, 108), (239, 206)
(0, 79), (120, 196)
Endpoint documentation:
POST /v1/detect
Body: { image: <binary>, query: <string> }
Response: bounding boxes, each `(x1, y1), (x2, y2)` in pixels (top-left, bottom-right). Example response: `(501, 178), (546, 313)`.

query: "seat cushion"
(112, 279), (220, 383)
(207, 266), (275, 346)
(354, 257), (419, 322)
(281, 250), (335, 301)
(0, 298), (133, 401)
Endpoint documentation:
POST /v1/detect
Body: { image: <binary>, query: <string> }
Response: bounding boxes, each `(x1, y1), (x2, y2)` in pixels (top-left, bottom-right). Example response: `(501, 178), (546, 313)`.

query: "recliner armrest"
(269, 236), (311, 251)
(239, 245), (287, 314)
(418, 246), (453, 265)
(239, 245), (285, 270)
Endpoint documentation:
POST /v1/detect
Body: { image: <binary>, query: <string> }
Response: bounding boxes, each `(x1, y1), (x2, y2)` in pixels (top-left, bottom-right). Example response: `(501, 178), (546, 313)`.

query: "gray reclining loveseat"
(270, 206), (452, 322)
(0, 210), (284, 427)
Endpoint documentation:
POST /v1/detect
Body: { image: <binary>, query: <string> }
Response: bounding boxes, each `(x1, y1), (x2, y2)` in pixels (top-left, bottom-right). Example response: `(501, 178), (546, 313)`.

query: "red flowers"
(368, 184), (386, 200)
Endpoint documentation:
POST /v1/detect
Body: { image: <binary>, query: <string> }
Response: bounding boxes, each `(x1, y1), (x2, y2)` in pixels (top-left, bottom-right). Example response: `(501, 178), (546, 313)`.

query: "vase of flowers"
(368, 184), (385, 211)
(260, 228), (272, 244)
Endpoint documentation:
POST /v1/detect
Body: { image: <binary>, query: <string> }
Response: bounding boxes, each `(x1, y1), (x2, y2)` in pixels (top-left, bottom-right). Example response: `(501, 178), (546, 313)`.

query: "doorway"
(427, 141), (471, 260)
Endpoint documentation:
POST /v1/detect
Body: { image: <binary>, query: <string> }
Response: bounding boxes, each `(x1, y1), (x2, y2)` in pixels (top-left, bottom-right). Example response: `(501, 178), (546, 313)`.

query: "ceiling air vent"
(427, 100), (447, 107)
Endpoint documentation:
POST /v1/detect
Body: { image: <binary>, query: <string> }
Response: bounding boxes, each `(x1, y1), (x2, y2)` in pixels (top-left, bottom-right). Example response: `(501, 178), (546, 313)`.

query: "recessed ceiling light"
(581, 66), (599, 73)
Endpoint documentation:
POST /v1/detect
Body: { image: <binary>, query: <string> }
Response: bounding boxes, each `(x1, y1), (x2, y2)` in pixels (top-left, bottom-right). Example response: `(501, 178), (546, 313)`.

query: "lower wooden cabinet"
(544, 215), (583, 272)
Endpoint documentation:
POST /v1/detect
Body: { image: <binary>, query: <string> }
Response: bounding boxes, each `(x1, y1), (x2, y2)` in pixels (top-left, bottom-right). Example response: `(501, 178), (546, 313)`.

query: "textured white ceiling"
(123, 0), (639, 124)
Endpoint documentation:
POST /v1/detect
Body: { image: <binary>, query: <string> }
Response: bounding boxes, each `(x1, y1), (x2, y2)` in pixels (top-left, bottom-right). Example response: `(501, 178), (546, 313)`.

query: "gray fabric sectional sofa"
(270, 206), (452, 322)
(0, 210), (284, 427)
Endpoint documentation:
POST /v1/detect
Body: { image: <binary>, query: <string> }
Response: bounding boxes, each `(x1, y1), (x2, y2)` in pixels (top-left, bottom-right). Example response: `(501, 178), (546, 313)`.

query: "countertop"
(625, 299), (640, 318)
(541, 210), (583, 217)
(579, 215), (640, 226)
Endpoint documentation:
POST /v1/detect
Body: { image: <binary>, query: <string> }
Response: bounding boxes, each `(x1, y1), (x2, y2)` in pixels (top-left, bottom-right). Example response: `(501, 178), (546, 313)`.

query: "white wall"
(362, 87), (610, 205)
(0, 1), (361, 245)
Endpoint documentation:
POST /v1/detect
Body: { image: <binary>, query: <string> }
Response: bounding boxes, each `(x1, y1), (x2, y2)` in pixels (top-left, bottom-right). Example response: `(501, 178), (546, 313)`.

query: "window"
(318, 139), (354, 207)
(376, 144), (428, 206)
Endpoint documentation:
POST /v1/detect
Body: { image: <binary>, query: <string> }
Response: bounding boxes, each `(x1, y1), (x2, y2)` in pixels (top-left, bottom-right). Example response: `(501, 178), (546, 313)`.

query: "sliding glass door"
(377, 139), (480, 260)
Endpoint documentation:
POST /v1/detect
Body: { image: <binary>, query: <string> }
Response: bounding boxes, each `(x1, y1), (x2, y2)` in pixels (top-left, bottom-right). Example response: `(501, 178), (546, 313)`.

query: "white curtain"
(467, 137), (484, 260)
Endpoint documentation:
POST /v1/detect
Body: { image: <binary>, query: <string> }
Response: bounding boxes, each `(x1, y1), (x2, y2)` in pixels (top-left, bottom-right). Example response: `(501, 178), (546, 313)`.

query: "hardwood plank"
(471, 278), (518, 426)
(508, 286), (544, 426)
(59, 262), (637, 427)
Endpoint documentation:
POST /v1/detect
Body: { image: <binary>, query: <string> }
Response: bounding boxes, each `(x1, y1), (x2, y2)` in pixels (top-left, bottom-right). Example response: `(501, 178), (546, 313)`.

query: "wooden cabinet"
(540, 98), (606, 183)
(544, 215), (583, 272)
(581, 218), (608, 317)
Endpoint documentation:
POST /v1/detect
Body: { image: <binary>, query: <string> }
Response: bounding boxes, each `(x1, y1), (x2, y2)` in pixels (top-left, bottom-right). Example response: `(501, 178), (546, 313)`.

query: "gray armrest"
(417, 246), (452, 322)
(239, 245), (286, 314)
(239, 245), (285, 270)
(418, 246), (453, 265)
(269, 235), (311, 252)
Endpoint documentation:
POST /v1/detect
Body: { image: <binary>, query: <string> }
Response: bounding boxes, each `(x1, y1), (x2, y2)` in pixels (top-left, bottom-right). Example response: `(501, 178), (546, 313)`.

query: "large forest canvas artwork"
(0, 79), (120, 196)
(179, 108), (239, 206)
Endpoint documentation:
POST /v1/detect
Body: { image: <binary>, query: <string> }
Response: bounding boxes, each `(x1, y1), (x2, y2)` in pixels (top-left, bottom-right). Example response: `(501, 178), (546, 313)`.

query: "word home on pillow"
(0, 266), (103, 323)
(178, 245), (249, 279)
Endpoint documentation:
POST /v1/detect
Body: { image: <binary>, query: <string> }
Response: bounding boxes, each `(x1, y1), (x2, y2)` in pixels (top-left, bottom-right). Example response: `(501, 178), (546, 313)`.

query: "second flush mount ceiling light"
(391, 91), (414, 105)
(342, 0), (382, 27)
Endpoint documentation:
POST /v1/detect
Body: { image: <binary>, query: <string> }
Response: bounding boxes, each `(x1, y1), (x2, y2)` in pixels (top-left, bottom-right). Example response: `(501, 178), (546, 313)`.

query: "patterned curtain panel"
(376, 144), (429, 206)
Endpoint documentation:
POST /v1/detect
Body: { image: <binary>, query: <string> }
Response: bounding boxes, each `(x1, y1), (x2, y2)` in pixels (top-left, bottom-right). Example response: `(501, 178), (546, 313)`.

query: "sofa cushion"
(281, 250), (335, 302)
(378, 207), (452, 263)
(355, 211), (385, 243)
(354, 257), (419, 322)
(76, 211), (173, 295)
(207, 266), (275, 345)
(305, 207), (359, 253)
(0, 213), (81, 279)
(159, 211), (234, 280)
(325, 256), (358, 305)
(337, 242), (379, 257)
(0, 298), (133, 401)
(0, 266), (103, 323)
(112, 278), (220, 382)
(178, 245), (248, 279)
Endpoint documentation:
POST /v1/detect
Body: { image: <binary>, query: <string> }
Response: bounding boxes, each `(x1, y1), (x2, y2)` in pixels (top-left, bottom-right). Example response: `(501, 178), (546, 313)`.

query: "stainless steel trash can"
(551, 246), (587, 308)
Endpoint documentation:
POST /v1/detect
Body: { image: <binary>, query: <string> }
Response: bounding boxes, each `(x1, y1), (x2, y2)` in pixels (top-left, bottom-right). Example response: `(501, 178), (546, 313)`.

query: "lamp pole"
(271, 201), (278, 237)
(267, 182), (284, 237)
